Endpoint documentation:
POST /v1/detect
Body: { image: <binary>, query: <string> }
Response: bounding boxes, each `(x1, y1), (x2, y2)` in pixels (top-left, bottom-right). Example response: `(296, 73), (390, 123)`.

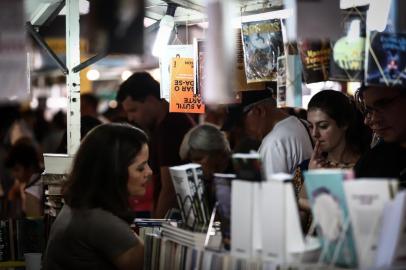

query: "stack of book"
(169, 164), (210, 229)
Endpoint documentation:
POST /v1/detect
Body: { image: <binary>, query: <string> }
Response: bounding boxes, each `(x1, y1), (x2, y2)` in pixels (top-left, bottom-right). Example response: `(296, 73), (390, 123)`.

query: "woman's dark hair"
(63, 123), (148, 220)
(308, 90), (371, 154)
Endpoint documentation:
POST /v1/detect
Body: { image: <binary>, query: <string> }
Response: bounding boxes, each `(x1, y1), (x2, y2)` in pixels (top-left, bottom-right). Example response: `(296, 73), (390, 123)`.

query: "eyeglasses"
(361, 92), (405, 117)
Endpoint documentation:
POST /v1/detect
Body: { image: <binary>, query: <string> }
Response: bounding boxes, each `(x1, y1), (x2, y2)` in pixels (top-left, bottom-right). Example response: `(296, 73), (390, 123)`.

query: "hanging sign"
(170, 57), (205, 114)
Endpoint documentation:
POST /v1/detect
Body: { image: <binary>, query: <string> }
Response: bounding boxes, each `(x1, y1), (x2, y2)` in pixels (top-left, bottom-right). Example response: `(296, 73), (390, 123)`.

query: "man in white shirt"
(236, 90), (313, 178)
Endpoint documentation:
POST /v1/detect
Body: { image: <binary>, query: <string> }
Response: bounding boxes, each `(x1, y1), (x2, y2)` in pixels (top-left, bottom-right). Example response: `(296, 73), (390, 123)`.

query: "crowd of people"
(0, 71), (405, 269)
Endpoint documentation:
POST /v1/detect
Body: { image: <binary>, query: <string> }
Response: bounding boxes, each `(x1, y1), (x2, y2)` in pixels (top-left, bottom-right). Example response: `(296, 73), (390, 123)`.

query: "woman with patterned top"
(293, 90), (371, 233)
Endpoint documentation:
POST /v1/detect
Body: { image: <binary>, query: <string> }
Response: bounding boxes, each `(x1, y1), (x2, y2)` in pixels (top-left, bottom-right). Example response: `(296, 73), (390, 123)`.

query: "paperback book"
(298, 39), (331, 83)
(365, 31), (406, 87)
(304, 169), (357, 267)
(232, 152), (264, 182)
(241, 19), (284, 83)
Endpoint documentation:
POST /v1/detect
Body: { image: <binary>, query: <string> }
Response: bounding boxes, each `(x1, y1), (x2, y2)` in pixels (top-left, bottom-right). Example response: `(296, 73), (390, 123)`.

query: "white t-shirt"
(259, 116), (313, 178)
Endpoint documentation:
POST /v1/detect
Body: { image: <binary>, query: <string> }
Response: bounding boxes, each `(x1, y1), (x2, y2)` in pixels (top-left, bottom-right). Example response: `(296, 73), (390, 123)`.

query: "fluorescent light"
(152, 15), (175, 57)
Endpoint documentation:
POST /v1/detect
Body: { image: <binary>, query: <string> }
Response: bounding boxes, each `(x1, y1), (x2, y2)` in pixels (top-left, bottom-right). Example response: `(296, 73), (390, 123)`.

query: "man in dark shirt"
(117, 72), (195, 217)
(355, 85), (406, 188)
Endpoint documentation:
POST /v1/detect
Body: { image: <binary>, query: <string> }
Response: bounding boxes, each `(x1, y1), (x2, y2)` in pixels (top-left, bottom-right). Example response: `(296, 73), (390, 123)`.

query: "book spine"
(193, 167), (209, 224)
(186, 168), (204, 225)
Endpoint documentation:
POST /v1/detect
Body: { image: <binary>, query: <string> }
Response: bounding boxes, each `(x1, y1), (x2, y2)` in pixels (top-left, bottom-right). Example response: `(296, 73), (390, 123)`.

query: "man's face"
(363, 86), (406, 144)
(122, 96), (155, 130)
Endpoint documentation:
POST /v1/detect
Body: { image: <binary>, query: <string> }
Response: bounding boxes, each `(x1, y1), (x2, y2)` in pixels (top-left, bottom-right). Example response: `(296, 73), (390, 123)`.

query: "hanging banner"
(170, 57), (205, 114)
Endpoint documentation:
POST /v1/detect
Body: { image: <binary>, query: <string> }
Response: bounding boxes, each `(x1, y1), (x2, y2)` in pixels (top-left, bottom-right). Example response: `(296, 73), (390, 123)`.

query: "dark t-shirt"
(43, 205), (140, 270)
(355, 142), (406, 188)
(149, 112), (195, 203)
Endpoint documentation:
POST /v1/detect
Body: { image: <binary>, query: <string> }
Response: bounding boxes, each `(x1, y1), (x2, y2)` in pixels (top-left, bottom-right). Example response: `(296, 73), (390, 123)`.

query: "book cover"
(191, 165), (210, 225)
(375, 191), (406, 268)
(298, 39), (331, 83)
(365, 31), (406, 87)
(213, 173), (235, 249)
(169, 165), (200, 228)
(160, 45), (194, 101)
(169, 57), (205, 114)
(241, 19), (284, 83)
(344, 179), (396, 268)
(232, 153), (264, 182)
(304, 169), (358, 267)
(329, 6), (367, 82)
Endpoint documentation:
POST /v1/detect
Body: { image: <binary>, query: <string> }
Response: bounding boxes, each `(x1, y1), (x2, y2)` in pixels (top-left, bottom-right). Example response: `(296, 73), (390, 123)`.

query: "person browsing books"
(223, 89), (313, 178)
(293, 90), (371, 232)
(179, 124), (232, 210)
(354, 84), (406, 189)
(43, 123), (151, 270)
(117, 72), (195, 218)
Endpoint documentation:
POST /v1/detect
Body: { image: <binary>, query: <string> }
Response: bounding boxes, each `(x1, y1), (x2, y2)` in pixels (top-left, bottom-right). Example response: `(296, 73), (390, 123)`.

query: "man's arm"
(154, 166), (177, 218)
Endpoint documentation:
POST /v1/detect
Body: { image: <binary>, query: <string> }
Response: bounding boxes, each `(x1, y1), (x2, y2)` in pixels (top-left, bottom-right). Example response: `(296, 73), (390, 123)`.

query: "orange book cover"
(169, 57), (205, 113)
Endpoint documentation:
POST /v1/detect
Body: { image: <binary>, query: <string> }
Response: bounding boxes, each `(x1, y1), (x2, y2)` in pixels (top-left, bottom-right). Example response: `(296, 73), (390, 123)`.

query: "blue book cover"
(366, 31), (406, 87)
(304, 169), (358, 267)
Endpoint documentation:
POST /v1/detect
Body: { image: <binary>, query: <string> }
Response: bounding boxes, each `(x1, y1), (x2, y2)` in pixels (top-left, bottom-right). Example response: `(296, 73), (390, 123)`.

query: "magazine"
(298, 39), (331, 83)
(365, 31), (406, 87)
(241, 19), (284, 83)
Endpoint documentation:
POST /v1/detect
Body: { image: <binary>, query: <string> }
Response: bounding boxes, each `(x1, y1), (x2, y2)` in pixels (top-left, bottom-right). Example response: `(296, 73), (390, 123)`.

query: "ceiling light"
(152, 3), (177, 57)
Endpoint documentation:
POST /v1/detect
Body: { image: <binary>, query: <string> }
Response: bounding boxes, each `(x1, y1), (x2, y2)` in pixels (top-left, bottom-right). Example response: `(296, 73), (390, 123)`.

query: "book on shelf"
(344, 178), (398, 269)
(213, 173), (235, 249)
(241, 19), (284, 83)
(231, 180), (262, 258)
(261, 174), (310, 264)
(160, 222), (220, 250)
(304, 169), (357, 268)
(169, 164), (209, 228)
(232, 152), (264, 182)
(375, 190), (406, 268)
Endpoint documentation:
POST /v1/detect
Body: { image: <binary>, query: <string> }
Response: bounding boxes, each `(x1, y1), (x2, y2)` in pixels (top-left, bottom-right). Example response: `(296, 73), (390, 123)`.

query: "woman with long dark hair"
(43, 123), (152, 270)
(293, 90), (371, 232)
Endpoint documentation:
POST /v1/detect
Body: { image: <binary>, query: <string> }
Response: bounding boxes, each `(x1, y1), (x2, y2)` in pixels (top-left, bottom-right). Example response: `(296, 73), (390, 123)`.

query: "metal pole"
(66, 0), (81, 156)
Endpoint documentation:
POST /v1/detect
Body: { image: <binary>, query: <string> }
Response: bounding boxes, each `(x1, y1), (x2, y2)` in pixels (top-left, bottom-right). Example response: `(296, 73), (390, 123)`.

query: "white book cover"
(344, 179), (397, 269)
(231, 180), (257, 257)
(169, 165), (199, 227)
(190, 164), (209, 224)
(375, 191), (406, 268)
(159, 45), (193, 101)
(262, 174), (305, 264)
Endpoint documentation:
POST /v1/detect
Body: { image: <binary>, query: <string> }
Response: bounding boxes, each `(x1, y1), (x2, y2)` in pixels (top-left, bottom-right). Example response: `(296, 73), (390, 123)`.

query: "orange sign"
(170, 57), (205, 113)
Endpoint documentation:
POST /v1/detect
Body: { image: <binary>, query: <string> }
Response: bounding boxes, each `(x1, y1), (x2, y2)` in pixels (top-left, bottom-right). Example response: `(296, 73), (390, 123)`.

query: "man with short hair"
(225, 90), (313, 178)
(355, 85), (406, 188)
(117, 72), (195, 218)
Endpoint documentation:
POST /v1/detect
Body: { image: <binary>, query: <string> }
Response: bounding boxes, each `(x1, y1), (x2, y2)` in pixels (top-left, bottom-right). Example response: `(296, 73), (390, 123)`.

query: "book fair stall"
(0, 0), (405, 269)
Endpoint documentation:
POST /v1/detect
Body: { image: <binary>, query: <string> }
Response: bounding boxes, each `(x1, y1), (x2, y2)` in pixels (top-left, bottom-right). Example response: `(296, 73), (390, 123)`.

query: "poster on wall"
(169, 57), (205, 114)
(0, 0), (29, 103)
(365, 31), (406, 87)
(298, 39), (331, 84)
(241, 19), (284, 83)
(329, 6), (367, 82)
